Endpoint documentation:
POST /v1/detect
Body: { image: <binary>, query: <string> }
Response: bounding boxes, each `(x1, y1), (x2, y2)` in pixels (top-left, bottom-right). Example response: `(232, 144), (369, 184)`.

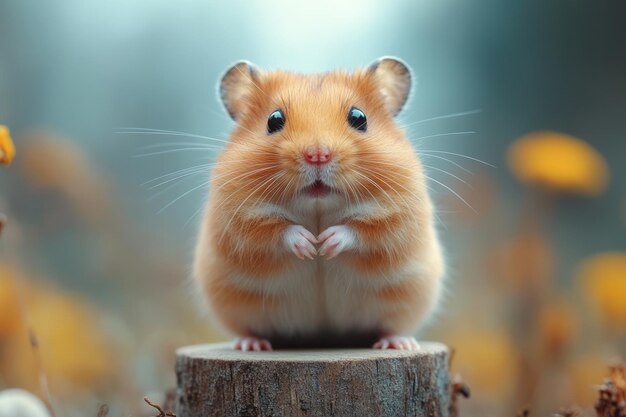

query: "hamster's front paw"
(373, 335), (420, 350)
(317, 225), (357, 259)
(283, 225), (317, 260)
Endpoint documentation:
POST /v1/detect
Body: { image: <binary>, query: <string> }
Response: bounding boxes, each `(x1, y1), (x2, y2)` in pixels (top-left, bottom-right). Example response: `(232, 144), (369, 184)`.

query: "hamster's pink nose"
(304, 145), (331, 165)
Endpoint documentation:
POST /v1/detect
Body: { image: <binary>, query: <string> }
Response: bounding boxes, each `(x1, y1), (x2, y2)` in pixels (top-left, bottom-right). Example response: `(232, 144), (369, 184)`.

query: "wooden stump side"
(176, 342), (450, 417)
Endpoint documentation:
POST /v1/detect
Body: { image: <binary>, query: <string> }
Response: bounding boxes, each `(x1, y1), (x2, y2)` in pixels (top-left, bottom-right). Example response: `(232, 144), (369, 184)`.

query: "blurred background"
(1, 0), (625, 415)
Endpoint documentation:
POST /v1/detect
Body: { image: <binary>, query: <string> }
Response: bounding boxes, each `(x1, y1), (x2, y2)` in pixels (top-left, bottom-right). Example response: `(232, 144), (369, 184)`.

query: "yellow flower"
(0, 266), (22, 337)
(445, 329), (518, 396)
(578, 252), (626, 327)
(507, 131), (608, 196)
(0, 125), (16, 166)
(2, 291), (114, 395)
(0, 268), (115, 396)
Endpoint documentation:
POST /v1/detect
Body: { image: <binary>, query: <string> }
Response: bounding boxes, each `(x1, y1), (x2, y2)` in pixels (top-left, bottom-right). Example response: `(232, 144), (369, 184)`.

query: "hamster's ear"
(219, 61), (260, 120)
(368, 57), (412, 116)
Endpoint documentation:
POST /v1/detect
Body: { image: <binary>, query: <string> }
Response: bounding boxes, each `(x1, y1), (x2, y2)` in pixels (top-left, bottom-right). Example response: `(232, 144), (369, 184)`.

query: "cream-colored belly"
(241, 258), (406, 338)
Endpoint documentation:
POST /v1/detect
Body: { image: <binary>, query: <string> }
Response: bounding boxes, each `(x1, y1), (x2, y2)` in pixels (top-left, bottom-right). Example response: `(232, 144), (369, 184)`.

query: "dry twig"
(144, 397), (177, 417)
(595, 361), (626, 417)
(448, 348), (471, 417)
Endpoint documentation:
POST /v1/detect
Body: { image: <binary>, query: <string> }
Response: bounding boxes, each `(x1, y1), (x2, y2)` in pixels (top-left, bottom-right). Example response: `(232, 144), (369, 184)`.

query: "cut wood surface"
(176, 342), (450, 417)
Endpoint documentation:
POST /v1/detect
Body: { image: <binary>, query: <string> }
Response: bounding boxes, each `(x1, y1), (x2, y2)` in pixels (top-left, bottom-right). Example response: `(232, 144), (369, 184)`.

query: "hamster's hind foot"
(373, 335), (420, 350)
(233, 336), (273, 351)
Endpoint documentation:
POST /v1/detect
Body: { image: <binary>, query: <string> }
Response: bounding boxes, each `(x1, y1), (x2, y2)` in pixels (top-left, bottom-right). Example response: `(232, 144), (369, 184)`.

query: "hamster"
(194, 57), (444, 351)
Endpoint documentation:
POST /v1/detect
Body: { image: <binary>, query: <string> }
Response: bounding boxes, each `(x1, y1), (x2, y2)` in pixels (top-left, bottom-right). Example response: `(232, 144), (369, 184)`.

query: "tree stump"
(176, 342), (450, 417)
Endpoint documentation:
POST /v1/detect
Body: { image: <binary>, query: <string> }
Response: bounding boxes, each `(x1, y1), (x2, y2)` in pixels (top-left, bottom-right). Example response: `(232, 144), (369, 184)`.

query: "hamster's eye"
(267, 110), (285, 134)
(347, 107), (367, 132)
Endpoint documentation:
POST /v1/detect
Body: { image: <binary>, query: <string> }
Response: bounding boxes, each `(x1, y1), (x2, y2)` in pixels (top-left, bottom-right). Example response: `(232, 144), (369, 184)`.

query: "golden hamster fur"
(194, 57), (444, 351)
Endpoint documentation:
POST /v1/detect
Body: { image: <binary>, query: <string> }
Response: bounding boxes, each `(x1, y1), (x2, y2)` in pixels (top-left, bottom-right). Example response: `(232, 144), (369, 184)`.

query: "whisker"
(420, 150), (496, 168)
(357, 166), (425, 207)
(251, 172), (289, 213)
(184, 203), (206, 228)
(218, 173), (284, 244)
(142, 163), (214, 186)
(336, 176), (357, 207)
(350, 169), (397, 211)
(141, 159), (268, 187)
(147, 168), (211, 190)
(419, 153), (472, 174)
(183, 172), (278, 227)
(208, 166), (282, 207)
(149, 173), (204, 202)
(346, 176), (363, 207)
(411, 131), (476, 142)
(276, 175), (297, 206)
(350, 173), (383, 210)
(138, 142), (221, 150)
(211, 174), (268, 213)
(356, 165), (417, 209)
(144, 165), (213, 188)
(423, 165), (471, 186)
(151, 166), (273, 205)
(115, 128), (230, 145)
(157, 180), (209, 213)
(132, 147), (220, 158)
(363, 154), (473, 176)
(120, 130), (282, 159)
(401, 109), (481, 128)
(116, 127), (189, 133)
(427, 176), (477, 214)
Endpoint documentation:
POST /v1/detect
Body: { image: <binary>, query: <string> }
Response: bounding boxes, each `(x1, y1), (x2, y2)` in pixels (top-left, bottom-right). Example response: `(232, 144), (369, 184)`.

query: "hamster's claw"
(234, 336), (273, 352)
(284, 225), (317, 260)
(373, 335), (420, 350)
(317, 225), (356, 259)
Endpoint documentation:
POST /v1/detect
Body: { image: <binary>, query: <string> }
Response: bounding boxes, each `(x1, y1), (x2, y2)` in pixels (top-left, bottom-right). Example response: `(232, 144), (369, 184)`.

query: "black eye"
(347, 107), (367, 132)
(267, 110), (285, 134)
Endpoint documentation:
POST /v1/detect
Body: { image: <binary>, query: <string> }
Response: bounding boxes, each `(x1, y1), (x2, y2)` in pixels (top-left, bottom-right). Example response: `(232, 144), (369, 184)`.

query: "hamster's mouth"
(302, 180), (334, 198)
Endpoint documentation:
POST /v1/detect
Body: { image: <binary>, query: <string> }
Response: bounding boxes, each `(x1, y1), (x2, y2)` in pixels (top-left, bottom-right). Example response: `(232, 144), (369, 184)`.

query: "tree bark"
(176, 342), (450, 417)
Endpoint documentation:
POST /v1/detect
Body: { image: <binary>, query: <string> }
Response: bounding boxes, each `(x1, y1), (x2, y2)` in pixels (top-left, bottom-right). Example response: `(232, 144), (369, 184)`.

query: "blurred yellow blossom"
(445, 329), (518, 396)
(0, 266), (22, 337)
(507, 131), (608, 196)
(3, 294), (114, 395)
(0, 125), (16, 166)
(0, 266), (116, 396)
(578, 252), (626, 327)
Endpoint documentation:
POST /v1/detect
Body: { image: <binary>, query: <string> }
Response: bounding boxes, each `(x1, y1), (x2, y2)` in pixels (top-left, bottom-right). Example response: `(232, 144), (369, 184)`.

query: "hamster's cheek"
(274, 141), (302, 167)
